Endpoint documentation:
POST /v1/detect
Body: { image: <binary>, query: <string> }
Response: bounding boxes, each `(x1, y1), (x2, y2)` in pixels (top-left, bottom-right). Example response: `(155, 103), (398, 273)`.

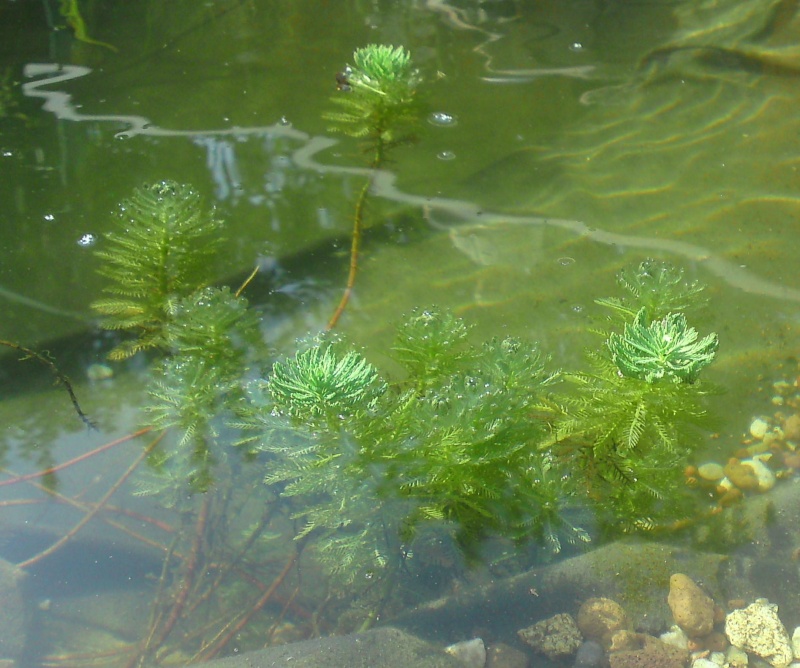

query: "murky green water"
(2, 0), (800, 666)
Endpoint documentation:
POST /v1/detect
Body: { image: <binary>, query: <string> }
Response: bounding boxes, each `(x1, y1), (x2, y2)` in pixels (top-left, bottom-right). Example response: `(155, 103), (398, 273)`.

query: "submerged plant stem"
(135, 492), (211, 666)
(199, 541), (304, 660)
(326, 175), (373, 330)
(0, 427), (152, 487)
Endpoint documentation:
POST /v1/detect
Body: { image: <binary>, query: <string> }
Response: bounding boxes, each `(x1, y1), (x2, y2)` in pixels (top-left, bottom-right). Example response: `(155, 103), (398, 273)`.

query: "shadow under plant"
(77, 165), (721, 664)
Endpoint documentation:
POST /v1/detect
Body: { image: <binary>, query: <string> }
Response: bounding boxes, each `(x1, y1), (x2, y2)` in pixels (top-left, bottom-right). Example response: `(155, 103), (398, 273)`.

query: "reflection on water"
(2, 0), (800, 666)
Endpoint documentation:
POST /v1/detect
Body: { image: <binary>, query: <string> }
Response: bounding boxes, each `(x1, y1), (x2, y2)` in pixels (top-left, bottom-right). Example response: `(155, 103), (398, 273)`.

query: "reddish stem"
(17, 430), (163, 569)
(0, 427), (152, 487)
(199, 545), (301, 661)
(134, 493), (211, 666)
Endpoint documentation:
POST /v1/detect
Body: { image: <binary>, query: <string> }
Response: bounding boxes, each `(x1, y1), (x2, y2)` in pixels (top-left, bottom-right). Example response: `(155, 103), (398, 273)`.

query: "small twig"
(265, 584), (300, 646)
(0, 339), (95, 429)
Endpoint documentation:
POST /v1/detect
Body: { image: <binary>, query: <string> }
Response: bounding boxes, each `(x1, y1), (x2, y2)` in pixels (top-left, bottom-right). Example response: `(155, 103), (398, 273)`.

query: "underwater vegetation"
(64, 42), (722, 662)
(91, 181), (226, 360)
(323, 44), (426, 328)
(85, 161), (721, 654)
(58, 0), (118, 52)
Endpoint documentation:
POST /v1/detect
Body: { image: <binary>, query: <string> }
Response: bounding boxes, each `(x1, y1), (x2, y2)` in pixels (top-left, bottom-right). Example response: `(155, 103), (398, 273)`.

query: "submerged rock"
(750, 418), (770, 440)
(573, 640), (605, 667)
(668, 573), (716, 638)
(608, 634), (687, 668)
(725, 600), (794, 667)
(577, 597), (631, 649)
(444, 638), (486, 668)
(518, 613), (583, 661)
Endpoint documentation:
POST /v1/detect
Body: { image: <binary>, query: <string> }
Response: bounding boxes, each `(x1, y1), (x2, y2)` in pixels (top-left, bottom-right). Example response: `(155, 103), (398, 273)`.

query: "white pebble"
(749, 417), (770, 440)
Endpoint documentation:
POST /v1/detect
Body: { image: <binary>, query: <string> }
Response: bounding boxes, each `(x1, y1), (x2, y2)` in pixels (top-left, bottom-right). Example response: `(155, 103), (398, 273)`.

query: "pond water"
(2, 0), (800, 666)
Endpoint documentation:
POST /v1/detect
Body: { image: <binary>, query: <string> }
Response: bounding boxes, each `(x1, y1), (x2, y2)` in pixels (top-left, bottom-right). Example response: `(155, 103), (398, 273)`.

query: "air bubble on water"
(570, 42), (584, 52)
(43, 214), (55, 222)
(428, 112), (457, 127)
(77, 233), (97, 247)
(437, 150), (456, 161)
(572, 304), (584, 313)
(557, 257), (575, 267)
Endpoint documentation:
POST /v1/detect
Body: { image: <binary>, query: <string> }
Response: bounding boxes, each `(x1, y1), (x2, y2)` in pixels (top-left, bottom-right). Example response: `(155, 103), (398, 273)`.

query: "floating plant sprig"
(323, 44), (426, 329)
(92, 181), (223, 359)
(549, 261), (719, 532)
(325, 44), (422, 151)
(607, 308), (719, 384)
(596, 258), (707, 322)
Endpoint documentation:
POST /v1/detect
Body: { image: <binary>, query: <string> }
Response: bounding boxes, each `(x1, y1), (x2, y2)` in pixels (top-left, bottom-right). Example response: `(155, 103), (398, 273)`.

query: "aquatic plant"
(88, 177), (722, 646)
(92, 180), (223, 359)
(323, 44), (426, 328)
(595, 258), (707, 322)
(239, 308), (588, 600)
(325, 44), (422, 152)
(607, 308), (718, 384)
(551, 260), (719, 531)
(90, 182), (280, 663)
(58, 0), (118, 52)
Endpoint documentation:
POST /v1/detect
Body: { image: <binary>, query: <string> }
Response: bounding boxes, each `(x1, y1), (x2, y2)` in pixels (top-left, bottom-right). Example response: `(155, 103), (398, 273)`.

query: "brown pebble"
(704, 631), (728, 652)
(713, 605), (726, 625)
(667, 573), (716, 638)
(717, 487), (743, 507)
(577, 597), (631, 648)
(782, 414), (800, 441)
(723, 460), (760, 491)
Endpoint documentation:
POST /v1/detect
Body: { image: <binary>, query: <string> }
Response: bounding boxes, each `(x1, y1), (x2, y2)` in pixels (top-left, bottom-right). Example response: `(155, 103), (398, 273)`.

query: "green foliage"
(324, 44), (423, 155)
(269, 343), (385, 424)
(90, 185), (720, 631)
(607, 308), (719, 384)
(240, 308), (589, 586)
(143, 287), (262, 492)
(596, 258), (707, 322)
(92, 181), (223, 359)
(550, 260), (719, 531)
